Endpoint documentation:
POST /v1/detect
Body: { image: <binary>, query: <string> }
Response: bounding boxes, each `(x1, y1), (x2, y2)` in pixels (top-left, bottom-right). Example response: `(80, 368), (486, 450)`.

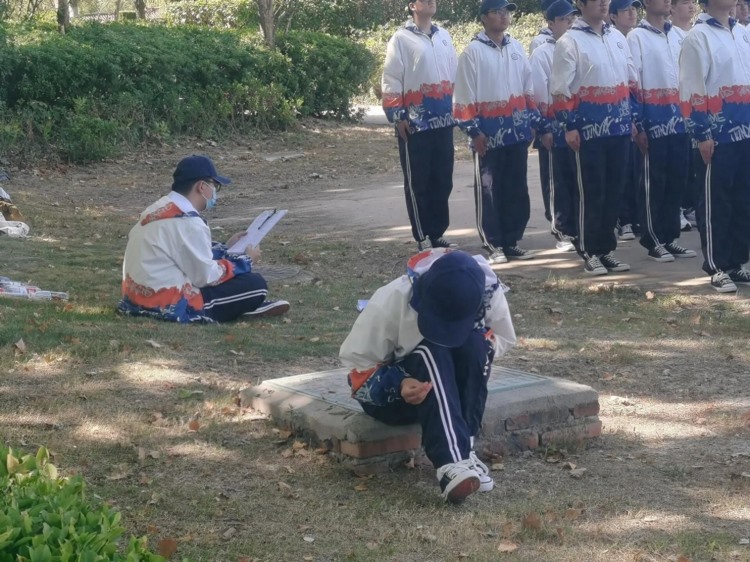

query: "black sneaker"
(584, 255), (607, 276)
(648, 245), (675, 262)
(436, 459), (480, 504)
(711, 272), (738, 293)
(728, 267), (750, 285)
(664, 242), (697, 258)
(600, 252), (631, 272)
(430, 237), (458, 248)
(502, 246), (535, 260)
(417, 239), (432, 252)
(244, 300), (290, 318)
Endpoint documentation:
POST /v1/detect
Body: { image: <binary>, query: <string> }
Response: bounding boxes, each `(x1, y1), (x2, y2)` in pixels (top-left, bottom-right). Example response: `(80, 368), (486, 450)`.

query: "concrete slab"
(241, 366), (600, 471)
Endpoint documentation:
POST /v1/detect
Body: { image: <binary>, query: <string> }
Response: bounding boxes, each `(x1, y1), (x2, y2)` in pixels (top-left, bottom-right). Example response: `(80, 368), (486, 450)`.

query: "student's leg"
(475, 148), (504, 249)
(552, 146), (578, 239)
(639, 135), (669, 251)
(200, 272), (268, 322)
(496, 142), (531, 248)
(662, 134), (691, 246)
(450, 330), (495, 439)
(538, 145), (552, 223)
(727, 139), (750, 271)
(573, 138), (607, 258)
(398, 341), (472, 468)
(398, 131), (430, 244)
(426, 126), (455, 241)
(602, 135), (630, 255)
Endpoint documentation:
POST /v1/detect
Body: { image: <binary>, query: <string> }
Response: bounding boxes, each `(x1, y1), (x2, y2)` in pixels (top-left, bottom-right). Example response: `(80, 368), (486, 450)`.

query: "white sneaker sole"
(713, 284), (737, 293)
(443, 476), (480, 504)
(244, 301), (290, 317)
(585, 267), (607, 276)
(649, 254), (675, 263)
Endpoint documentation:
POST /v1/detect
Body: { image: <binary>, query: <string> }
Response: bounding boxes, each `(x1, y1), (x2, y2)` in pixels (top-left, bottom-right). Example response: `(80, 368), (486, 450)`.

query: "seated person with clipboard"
(120, 155), (289, 323)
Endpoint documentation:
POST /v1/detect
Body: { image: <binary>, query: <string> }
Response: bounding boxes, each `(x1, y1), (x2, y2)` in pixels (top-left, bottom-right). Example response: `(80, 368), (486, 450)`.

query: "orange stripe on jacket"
(122, 275), (204, 311)
(349, 367), (378, 394)
(576, 84), (629, 104)
(642, 88), (679, 106)
(454, 94), (529, 121)
(383, 81), (454, 109)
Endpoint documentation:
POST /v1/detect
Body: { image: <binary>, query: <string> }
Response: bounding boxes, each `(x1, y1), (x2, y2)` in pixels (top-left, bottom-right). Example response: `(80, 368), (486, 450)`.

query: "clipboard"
(228, 209), (287, 254)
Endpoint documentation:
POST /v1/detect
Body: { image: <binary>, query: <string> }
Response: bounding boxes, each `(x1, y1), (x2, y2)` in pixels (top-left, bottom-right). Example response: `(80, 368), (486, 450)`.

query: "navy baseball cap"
(609, 0), (641, 13)
(545, 0), (576, 19)
(410, 251), (485, 348)
(172, 155), (231, 190)
(480, 0), (517, 15)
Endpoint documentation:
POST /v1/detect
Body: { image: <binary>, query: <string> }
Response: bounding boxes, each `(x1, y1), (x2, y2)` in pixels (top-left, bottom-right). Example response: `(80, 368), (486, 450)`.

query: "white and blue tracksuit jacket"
(678, 13), (750, 144)
(530, 38), (566, 148)
(550, 19), (640, 141)
(381, 20), (458, 133)
(453, 31), (543, 149)
(529, 27), (554, 55)
(628, 19), (687, 139)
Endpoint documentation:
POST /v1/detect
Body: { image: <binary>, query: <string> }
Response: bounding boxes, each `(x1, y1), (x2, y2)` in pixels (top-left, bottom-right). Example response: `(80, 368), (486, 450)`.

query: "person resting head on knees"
(339, 249), (516, 504)
(119, 155), (289, 323)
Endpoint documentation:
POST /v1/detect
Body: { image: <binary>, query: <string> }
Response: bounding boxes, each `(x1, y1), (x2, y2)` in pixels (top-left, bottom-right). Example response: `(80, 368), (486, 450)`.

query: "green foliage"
(165, 0), (257, 29)
(0, 22), (371, 163)
(0, 446), (164, 561)
(277, 31), (374, 117)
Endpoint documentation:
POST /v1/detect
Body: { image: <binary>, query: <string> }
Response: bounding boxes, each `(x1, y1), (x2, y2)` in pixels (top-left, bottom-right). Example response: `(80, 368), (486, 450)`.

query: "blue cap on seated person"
(410, 251), (485, 348)
(480, 0), (517, 15)
(545, 0), (576, 19)
(172, 155), (231, 190)
(609, 0), (641, 14)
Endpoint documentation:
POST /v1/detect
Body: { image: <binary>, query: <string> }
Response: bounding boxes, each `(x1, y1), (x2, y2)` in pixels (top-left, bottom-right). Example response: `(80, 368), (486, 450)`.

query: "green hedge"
(0, 22), (374, 164)
(0, 446), (163, 561)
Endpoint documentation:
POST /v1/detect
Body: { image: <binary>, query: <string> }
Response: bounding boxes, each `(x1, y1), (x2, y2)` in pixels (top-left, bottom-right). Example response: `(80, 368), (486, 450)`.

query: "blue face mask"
(202, 182), (218, 210)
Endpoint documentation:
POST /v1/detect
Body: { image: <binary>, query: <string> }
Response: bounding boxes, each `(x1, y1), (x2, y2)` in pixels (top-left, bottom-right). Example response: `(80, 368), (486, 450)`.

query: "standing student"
(670, 0), (697, 28)
(610, 0), (643, 242)
(529, 0), (558, 54)
(454, 0), (542, 264)
(550, 0), (640, 275)
(679, 0), (750, 292)
(382, 0), (458, 252)
(530, 0), (578, 252)
(628, 0), (697, 263)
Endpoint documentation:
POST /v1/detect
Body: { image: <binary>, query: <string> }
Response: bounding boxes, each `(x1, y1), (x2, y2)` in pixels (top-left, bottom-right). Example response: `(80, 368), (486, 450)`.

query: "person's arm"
(550, 36), (580, 132)
(626, 33), (648, 151)
(524, 49), (545, 135)
(623, 37), (642, 136)
(382, 32), (409, 127)
(679, 31), (714, 162)
(172, 219), (250, 288)
(453, 47), (487, 154)
(483, 285), (517, 357)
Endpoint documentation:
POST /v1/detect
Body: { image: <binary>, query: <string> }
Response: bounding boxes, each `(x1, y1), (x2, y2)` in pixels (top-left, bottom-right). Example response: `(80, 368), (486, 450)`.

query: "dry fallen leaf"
(562, 462), (577, 470)
(643, 515), (658, 522)
(303, 535), (315, 543)
(522, 512), (542, 531)
(645, 291), (655, 300)
(599, 372), (615, 381)
(188, 420), (200, 432)
(569, 468), (587, 479)
(497, 541), (519, 553)
(222, 527), (236, 540)
(145, 339), (162, 348)
(157, 538), (178, 558)
(106, 464), (132, 481)
(677, 556), (692, 562)
(565, 508), (584, 520)
(354, 483), (368, 492)
(278, 482), (294, 497)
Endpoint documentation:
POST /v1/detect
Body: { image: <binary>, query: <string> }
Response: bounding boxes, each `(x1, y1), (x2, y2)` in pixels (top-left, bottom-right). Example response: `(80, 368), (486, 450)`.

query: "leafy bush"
(0, 446), (163, 561)
(277, 31), (374, 117)
(165, 0), (257, 29)
(0, 22), (371, 163)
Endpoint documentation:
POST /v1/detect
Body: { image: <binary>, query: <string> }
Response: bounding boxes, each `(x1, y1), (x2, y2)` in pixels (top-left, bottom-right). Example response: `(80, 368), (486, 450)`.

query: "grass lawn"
(1, 123), (750, 562)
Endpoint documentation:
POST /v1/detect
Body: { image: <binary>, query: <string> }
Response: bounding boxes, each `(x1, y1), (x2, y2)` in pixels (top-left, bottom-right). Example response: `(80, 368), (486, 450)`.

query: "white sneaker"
(619, 224), (636, 240)
(469, 451), (494, 492)
(436, 459), (480, 504)
(243, 300), (290, 317)
(680, 213), (691, 232)
(555, 235), (576, 252)
(487, 250), (508, 265)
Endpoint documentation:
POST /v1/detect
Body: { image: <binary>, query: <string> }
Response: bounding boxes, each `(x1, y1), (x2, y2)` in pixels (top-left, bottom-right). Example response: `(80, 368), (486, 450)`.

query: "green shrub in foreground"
(0, 446), (164, 562)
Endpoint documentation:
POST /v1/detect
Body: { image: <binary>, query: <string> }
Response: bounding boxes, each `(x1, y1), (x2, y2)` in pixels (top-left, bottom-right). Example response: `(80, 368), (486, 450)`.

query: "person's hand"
(396, 120), (410, 141)
(540, 132), (553, 152)
(698, 139), (715, 165)
(634, 131), (649, 155)
(473, 133), (489, 157)
(245, 245), (261, 263)
(226, 231), (246, 248)
(400, 378), (432, 405)
(565, 129), (581, 152)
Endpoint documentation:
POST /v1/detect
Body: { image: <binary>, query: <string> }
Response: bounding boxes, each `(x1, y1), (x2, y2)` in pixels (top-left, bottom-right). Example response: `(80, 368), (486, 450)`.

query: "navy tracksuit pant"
(573, 135), (630, 258)
(639, 133), (690, 251)
(397, 127), (455, 243)
(200, 272), (268, 322)
(537, 145), (552, 223)
(693, 139), (750, 275)
(551, 145), (578, 240)
(360, 331), (495, 469)
(618, 140), (641, 229)
(474, 142), (530, 250)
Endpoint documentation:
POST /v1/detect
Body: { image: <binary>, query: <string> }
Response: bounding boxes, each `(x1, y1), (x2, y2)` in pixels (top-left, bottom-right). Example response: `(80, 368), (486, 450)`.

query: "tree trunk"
(56, 0), (69, 33)
(134, 0), (145, 19)
(255, 0), (274, 48)
(114, 0), (122, 20)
